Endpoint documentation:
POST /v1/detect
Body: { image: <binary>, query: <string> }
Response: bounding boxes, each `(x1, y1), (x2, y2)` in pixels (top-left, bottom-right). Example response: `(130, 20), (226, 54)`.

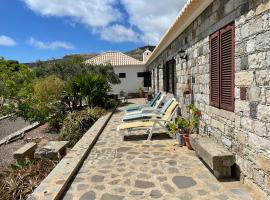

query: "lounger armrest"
(141, 107), (156, 113)
(148, 119), (169, 123)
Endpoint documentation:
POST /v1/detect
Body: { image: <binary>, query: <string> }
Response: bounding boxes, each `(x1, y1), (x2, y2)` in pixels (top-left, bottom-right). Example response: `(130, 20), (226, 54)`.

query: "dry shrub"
(60, 107), (106, 147)
(0, 158), (57, 200)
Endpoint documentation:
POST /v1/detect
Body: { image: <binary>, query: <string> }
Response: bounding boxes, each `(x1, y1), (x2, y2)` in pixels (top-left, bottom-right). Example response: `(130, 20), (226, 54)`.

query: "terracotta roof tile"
(85, 51), (143, 66)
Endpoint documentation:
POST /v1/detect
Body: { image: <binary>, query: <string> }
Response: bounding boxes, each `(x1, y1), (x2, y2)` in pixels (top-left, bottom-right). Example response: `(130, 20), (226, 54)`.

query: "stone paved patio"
(63, 103), (265, 200)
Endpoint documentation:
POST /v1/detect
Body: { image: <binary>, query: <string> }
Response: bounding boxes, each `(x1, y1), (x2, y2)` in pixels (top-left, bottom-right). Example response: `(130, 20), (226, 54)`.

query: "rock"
(162, 183), (175, 193)
(77, 184), (89, 190)
(101, 193), (124, 200)
(91, 175), (105, 183)
(172, 176), (197, 189)
(157, 176), (167, 182)
(79, 191), (96, 200)
(135, 180), (155, 189)
(150, 190), (163, 198)
(256, 154), (270, 173)
(249, 87), (261, 102)
(235, 71), (253, 86)
(129, 191), (144, 196)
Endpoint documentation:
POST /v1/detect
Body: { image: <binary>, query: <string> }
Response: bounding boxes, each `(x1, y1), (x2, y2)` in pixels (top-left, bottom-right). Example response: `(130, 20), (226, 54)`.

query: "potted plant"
(177, 117), (189, 146)
(138, 87), (145, 98)
(183, 104), (201, 150)
(169, 117), (188, 146)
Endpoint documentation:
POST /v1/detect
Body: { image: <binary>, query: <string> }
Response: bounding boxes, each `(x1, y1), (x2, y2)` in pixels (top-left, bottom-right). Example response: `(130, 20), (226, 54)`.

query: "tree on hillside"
(0, 59), (34, 115)
(17, 75), (65, 123)
(32, 57), (120, 84)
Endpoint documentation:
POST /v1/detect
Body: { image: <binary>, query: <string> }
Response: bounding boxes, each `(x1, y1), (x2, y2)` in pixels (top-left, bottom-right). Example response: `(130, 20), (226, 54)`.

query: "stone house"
(146, 0), (270, 196)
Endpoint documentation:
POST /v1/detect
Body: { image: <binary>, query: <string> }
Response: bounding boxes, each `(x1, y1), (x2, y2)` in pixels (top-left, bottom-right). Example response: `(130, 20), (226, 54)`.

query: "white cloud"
(0, 35), (16, 46)
(120, 0), (186, 44)
(22, 0), (186, 44)
(28, 37), (74, 50)
(23, 0), (121, 28)
(99, 24), (139, 42)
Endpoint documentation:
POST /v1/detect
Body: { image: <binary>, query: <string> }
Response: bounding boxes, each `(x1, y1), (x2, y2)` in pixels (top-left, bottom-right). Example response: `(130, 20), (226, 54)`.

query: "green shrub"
(59, 107), (106, 147)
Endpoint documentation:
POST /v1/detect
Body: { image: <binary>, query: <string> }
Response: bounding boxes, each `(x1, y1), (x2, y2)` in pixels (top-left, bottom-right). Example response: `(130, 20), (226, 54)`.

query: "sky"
(0, 0), (186, 63)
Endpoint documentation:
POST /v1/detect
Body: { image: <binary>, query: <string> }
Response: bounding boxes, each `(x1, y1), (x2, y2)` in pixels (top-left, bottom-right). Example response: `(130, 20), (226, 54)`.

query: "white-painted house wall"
(111, 65), (145, 94)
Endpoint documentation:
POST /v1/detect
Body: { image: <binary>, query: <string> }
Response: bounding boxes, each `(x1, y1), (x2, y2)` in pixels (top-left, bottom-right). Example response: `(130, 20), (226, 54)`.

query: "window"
(163, 59), (176, 94)
(137, 72), (145, 77)
(157, 67), (160, 91)
(118, 73), (126, 78)
(144, 71), (151, 87)
(210, 23), (235, 112)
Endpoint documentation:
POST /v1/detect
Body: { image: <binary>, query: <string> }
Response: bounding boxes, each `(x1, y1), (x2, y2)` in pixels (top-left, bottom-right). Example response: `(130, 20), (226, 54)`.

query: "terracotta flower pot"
(139, 91), (145, 98)
(183, 133), (193, 150)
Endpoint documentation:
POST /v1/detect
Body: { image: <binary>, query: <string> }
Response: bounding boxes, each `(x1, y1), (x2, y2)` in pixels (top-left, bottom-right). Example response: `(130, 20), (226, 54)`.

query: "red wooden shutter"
(210, 31), (220, 107)
(220, 24), (234, 111)
(163, 63), (167, 91)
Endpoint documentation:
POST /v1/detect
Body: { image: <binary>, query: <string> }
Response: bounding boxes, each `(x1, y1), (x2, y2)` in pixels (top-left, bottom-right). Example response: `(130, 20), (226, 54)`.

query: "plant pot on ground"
(169, 117), (188, 146)
(184, 104), (201, 150)
(176, 132), (185, 146)
(170, 104), (201, 150)
(183, 133), (193, 150)
(138, 87), (145, 98)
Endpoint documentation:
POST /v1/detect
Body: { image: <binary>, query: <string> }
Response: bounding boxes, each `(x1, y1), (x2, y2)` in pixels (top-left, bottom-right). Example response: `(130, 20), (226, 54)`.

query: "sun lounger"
(122, 98), (174, 121)
(117, 100), (179, 140)
(125, 91), (162, 112)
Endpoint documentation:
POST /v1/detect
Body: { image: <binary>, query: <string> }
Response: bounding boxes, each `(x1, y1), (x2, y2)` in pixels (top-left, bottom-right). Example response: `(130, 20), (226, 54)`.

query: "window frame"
(137, 72), (145, 77)
(118, 73), (126, 78)
(209, 22), (235, 112)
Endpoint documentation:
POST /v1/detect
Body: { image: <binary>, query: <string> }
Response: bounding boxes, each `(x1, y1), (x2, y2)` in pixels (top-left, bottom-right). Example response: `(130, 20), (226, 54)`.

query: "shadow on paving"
(123, 133), (172, 141)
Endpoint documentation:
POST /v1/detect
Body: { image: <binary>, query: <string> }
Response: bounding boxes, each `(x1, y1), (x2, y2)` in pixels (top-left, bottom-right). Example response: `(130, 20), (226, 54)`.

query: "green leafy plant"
(187, 104), (201, 134)
(0, 59), (34, 116)
(10, 159), (31, 171)
(17, 75), (65, 126)
(169, 117), (189, 135)
(170, 104), (201, 135)
(59, 107), (106, 147)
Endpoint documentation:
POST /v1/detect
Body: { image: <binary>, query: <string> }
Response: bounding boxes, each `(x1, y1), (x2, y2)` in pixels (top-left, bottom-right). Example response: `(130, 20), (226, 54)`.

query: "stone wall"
(147, 0), (270, 196)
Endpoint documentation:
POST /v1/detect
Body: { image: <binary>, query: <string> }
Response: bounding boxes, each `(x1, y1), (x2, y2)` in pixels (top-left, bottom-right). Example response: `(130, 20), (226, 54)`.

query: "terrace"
(28, 99), (266, 200)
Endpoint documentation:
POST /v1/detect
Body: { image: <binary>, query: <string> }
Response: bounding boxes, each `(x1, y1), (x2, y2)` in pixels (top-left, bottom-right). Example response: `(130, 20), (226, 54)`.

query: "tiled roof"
(85, 51), (144, 66)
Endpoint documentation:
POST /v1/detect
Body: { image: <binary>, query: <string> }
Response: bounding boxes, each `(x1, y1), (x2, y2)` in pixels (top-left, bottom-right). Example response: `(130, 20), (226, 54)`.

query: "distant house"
(85, 51), (151, 95)
(146, 0), (270, 195)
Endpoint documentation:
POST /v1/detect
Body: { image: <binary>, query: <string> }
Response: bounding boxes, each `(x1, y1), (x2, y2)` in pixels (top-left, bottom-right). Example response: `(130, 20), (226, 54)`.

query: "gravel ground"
(0, 117), (30, 139)
(0, 123), (58, 174)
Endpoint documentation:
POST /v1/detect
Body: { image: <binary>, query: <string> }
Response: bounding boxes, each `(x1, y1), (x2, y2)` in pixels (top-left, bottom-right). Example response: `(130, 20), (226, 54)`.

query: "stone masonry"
(148, 0), (270, 196)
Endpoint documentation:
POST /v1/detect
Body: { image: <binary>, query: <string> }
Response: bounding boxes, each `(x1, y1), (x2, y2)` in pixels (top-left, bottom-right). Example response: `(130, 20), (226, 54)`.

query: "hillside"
(25, 45), (155, 67)
(64, 45), (155, 61)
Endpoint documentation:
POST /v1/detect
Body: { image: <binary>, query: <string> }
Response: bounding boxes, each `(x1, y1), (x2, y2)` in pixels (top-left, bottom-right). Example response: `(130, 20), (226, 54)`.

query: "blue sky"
(0, 0), (186, 63)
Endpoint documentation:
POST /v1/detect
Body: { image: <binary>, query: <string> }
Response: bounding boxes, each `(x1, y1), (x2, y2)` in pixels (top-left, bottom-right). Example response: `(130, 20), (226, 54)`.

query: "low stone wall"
(27, 110), (115, 200)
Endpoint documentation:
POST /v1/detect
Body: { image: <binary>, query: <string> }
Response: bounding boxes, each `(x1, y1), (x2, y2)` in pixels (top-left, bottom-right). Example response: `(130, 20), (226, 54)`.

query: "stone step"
(35, 141), (69, 160)
(13, 142), (37, 161)
(190, 134), (235, 179)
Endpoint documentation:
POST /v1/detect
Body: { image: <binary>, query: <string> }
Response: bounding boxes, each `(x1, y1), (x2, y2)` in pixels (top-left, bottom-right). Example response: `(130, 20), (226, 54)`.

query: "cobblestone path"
(63, 107), (263, 200)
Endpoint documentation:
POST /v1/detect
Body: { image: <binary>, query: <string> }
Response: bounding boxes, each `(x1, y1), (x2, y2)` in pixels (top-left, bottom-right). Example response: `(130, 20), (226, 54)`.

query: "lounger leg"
(147, 122), (156, 141)
(147, 129), (153, 141)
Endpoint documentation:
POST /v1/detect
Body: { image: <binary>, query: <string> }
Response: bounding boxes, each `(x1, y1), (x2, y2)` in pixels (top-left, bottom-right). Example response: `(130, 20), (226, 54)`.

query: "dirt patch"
(0, 123), (58, 174)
